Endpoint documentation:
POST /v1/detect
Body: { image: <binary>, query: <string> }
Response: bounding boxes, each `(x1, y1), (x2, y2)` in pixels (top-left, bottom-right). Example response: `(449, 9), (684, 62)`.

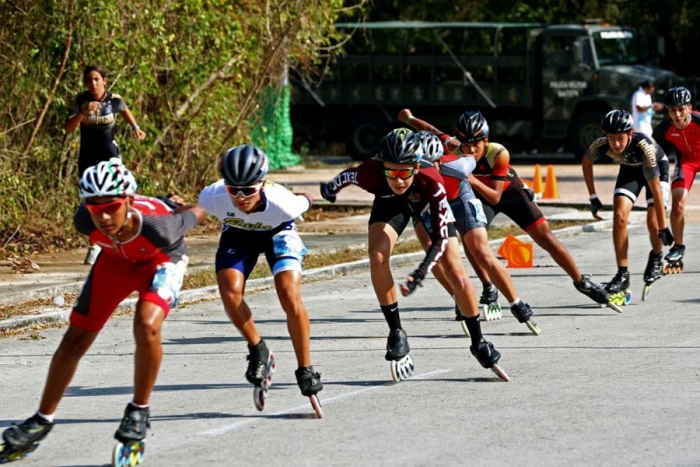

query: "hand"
(157, 193), (185, 210)
(398, 109), (413, 124)
(80, 101), (100, 115)
(134, 128), (146, 140)
(653, 102), (664, 112)
(319, 182), (336, 203)
(658, 227), (674, 246)
(589, 195), (604, 220)
(400, 269), (426, 297)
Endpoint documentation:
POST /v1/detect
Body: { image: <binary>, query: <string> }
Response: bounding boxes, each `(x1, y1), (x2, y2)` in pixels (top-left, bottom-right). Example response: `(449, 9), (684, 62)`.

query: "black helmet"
(455, 110), (490, 143)
(601, 110), (633, 134)
(378, 128), (421, 164)
(219, 144), (268, 186)
(664, 87), (692, 107)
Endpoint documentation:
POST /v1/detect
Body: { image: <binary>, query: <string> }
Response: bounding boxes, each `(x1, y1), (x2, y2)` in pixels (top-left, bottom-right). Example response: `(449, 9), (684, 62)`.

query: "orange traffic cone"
(497, 234), (520, 259)
(507, 242), (533, 268)
(543, 164), (560, 199)
(532, 164), (544, 199)
(521, 179), (533, 188)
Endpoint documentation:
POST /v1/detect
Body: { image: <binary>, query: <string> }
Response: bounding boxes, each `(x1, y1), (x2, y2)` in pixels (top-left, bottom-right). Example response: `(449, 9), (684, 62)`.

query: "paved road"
(1, 222), (699, 466)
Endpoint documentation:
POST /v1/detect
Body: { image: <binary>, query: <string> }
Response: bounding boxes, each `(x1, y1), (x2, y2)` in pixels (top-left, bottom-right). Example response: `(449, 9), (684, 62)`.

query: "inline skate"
(510, 301), (540, 335)
(603, 270), (632, 307)
(663, 244), (685, 274)
(0, 414), (53, 463)
(385, 329), (414, 383)
(470, 339), (509, 382)
(112, 403), (149, 467)
(245, 339), (276, 411)
(642, 250), (664, 301)
(295, 366), (324, 418)
(574, 274), (622, 313)
(479, 283), (502, 321)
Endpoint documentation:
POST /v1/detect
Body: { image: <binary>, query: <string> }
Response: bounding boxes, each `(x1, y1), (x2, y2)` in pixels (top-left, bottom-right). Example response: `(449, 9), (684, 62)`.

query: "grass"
(0, 218), (588, 333)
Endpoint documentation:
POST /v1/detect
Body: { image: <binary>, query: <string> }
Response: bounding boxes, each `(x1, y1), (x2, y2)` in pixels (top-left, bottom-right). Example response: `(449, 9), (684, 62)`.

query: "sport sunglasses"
(85, 197), (128, 215)
(383, 168), (416, 180)
(226, 184), (263, 198)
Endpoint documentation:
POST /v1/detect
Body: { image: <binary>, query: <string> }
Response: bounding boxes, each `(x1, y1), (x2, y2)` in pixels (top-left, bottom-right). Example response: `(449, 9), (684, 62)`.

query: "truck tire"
(569, 111), (607, 160)
(347, 112), (389, 161)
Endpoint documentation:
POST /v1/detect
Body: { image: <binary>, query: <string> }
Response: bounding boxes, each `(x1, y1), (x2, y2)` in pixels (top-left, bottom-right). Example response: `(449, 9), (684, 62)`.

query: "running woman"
(198, 144), (323, 415)
(0, 159), (205, 464)
(320, 128), (509, 382)
(407, 125), (539, 334)
(583, 110), (673, 303)
(652, 86), (700, 271)
(401, 109), (620, 312)
(65, 64), (147, 265)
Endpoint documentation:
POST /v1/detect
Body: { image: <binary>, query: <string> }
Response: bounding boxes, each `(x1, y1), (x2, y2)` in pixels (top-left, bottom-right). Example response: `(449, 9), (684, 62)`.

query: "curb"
(0, 219), (613, 333)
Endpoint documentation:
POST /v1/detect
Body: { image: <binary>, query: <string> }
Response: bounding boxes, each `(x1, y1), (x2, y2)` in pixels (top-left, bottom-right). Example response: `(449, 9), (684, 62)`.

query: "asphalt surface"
(1, 221), (699, 466)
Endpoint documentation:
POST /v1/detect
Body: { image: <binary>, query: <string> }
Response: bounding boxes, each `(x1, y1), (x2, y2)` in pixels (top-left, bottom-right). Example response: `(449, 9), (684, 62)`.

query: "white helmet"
(416, 131), (444, 163)
(79, 158), (137, 198)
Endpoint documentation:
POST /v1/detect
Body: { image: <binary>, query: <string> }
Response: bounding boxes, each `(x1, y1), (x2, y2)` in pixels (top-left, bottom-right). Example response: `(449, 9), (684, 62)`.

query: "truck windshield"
(592, 30), (642, 66)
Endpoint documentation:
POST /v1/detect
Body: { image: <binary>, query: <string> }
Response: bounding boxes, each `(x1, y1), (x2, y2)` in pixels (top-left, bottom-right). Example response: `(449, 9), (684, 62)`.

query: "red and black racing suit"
(653, 112), (700, 192)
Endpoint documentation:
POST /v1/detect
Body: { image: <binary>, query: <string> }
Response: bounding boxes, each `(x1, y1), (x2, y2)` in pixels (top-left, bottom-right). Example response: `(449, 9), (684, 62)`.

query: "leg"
(274, 270), (311, 367)
(464, 238), (492, 285)
(612, 195), (634, 268)
(463, 227), (517, 302)
(437, 239), (479, 319)
(646, 206), (663, 254)
(39, 325), (99, 415)
(670, 187), (687, 245)
(368, 222), (399, 306)
(132, 301), (167, 406)
(527, 221), (583, 281)
(217, 268), (260, 345)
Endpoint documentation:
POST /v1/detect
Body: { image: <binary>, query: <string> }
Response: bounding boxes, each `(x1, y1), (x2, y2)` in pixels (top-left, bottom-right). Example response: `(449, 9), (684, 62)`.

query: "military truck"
(291, 21), (681, 159)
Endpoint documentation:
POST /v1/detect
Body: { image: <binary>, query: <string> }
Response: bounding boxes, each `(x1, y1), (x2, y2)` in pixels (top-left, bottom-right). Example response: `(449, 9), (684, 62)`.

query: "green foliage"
(0, 0), (364, 248)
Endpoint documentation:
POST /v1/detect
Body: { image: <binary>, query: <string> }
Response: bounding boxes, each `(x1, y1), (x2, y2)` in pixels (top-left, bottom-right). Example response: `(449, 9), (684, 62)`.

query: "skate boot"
(642, 251), (664, 301)
(385, 329), (414, 383)
(479, 284), (502, 321)
(295, 366), (324, 418)
(453, 305), (471, 338)
(0, 414), (53, 463)
(245, 339), (276, 411)
(112, 403), (149, 467)
(510, 301), (540, 335)
(603, 270), (632, 307)
(469, 339), (509, 382)
(574, 274), (622, 313)
(663, 244), (685, 274)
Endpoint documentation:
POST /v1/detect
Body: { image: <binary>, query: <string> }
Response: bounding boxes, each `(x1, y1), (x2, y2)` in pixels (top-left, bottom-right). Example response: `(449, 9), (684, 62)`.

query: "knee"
(133, 316), (161, 345)
(613, 210), (628, 226)
(56, 334), (92, 359)
(368, 247), (390, 269)
(220, 287), (245, 309)
(673, 198), (685, 214)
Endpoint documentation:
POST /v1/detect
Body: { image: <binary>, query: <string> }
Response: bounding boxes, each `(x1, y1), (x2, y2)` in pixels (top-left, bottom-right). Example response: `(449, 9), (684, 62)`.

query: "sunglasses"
(226, 184), (262, 198)
(383, 168), (416, 180)
(85, 197), (127, 215)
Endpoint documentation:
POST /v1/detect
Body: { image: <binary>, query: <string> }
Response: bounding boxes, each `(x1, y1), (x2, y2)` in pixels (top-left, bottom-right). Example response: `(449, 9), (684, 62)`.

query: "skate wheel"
(460, 320), (470, 338)
(129, 444), (140, 466)
(606, 301), (623, 313)
(624, 291), (632, 306)
(310, 394), (323, 419)
(390, 360), (400, 383)
(390, 354), (415, 383)
(253, 387), (265, 411)
(480, 303), (489, 320)
(642, 284), (651, 301)
(526, 319), (541, 336)
(112, 442), (125, 467)
(269, 353), (276, 372)
(491, 364), (510, 382)
(662, 263), (669, 275)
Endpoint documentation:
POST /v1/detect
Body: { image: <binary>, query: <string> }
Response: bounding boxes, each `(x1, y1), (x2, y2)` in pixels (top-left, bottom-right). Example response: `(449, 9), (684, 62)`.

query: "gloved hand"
(589, 194), (603, 220)
(403, 269), (426, 296)
(658, 227), (675, 246)
(157, 194), (184, 210)
(523, 186), (536, 202)
(319, 182), (337, 203)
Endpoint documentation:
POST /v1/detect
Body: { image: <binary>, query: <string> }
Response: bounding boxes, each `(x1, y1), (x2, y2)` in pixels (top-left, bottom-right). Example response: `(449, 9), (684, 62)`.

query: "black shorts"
(369, 196), (412, 236)
(615, 161), (670, 207)
(478, 186), (545, 231)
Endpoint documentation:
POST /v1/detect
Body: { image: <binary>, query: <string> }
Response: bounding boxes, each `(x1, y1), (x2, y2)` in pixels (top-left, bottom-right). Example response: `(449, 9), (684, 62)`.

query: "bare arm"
(65, 112), (85, 133)
(581, 157), (597, 196)
(468, 175), (505, 205)
(121, 108), (146, 140)
(398, 109), (446, 136)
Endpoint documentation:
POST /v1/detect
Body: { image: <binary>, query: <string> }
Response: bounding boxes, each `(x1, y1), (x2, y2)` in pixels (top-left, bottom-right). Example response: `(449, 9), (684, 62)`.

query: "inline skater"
(0, 159), (205, 465)
(583, 110), (673, 303)
(401, 109), (621, 313)
(65, 64), (147, 265)
(198, 144), (323, 417)
(405, 120), (539, 334)
(652, 86), (700, 273)
(320, 128), (510, 382)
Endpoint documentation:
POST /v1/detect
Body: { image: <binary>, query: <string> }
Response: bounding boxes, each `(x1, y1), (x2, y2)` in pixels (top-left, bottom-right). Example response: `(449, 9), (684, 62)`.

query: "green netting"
(249, 84), (300, 170)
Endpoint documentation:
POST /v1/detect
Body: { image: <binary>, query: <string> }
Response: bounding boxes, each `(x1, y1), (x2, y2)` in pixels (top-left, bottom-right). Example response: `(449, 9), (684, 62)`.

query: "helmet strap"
(112, 199), (134, 242)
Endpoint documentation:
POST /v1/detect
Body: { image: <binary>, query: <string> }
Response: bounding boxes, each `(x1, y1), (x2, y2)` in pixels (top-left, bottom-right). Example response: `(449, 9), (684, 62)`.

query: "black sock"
(618, 266), (628, 274)
(381, 302), (402, 331)
(464, 315), (483, 347)
(482, 281), (494, 291)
